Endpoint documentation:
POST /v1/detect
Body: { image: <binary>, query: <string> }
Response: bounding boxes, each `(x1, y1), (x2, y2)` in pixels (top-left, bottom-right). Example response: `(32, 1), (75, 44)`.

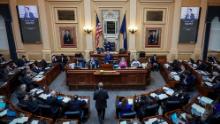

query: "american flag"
(95, 15), (102, 48)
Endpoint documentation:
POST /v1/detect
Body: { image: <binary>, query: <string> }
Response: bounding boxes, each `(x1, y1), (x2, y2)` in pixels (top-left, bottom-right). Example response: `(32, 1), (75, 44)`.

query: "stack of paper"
(30, 120), (39, 124)
(163, 87), (175, 96)
(204, 82), (213, 87)
(199, 96), (214, 106)
(38, 93), (51, 100)
(164, 64), (170, 69)
(158, 94), (168, 100)
(128, 98), (133, 105)
(63, 97), (71, 103)
(9, 117), (29, 124)
(0, 109), (7, 117)
(191, 103), (205, 117)
(150, 93), (158, 98)
(120, 121), (127, 124)
(36, 89), (44, 95)
(144, 118), (168, 124)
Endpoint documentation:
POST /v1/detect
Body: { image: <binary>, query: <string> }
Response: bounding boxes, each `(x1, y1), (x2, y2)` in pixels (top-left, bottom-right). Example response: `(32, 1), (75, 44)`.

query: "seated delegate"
(0, 54), (5, 63)
(88, 57), (99, 69)
(117, 97), (133, 118)
(104, 51), (113, 64)
(130, 58), (141, 68)
(119, 57), (128, 68)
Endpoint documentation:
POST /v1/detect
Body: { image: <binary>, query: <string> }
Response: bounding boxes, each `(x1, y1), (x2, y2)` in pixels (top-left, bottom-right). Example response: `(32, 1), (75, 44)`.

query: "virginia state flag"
(120, 14), (127, 50)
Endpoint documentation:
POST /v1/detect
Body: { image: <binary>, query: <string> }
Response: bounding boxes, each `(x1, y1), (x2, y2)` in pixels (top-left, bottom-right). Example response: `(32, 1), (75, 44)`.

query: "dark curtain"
(0, 4), (17, 60)
(203, 6), (220, 60)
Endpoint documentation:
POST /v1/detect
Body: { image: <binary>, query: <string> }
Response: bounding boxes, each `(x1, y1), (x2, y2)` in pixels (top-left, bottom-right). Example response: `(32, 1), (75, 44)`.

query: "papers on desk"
(144, 118), (168, 124)
(33, 74), (44, 81)
(164, 64), (170, 69)
(38, 93), (51, 100)
(9, 117), (29, 124)
(197, 70), (210, 76)
(198, 96), (214, 106)
(191, 103), (205, 117)
(170, 72), (180, 81)
(78, 98), (88, 103)
(30, 120), (39, 124)
(128, 98), (133, 105)
(63, 96), (71, 103)
(163, 87), (175, 96)
(0, 109), (7, 117)
(158, 94), (168, 100)
(39, 71), (44, 75)
(204, 82), (213, 87)
(45, 67), (50, 70)
(150, 93), (168, 100)
(120, 121), (127, 124)
(63, 121), (78, 124)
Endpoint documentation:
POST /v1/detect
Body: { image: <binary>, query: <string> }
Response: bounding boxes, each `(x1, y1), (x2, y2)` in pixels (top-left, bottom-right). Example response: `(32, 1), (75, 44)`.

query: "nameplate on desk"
(94, 70), (120, 75)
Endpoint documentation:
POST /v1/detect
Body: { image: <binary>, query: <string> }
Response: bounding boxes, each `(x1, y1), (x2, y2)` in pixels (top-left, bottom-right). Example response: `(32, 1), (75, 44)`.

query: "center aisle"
(49, 71), (166, 124)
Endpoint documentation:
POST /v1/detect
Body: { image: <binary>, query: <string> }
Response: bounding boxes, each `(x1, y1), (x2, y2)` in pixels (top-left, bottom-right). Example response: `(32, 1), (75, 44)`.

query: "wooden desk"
(90, 51), (130, 64)
(0, 71), (20, 98)
(66, 68), (150, 89)
(160, 64), (178, 87)
(34, 64), (61, 86)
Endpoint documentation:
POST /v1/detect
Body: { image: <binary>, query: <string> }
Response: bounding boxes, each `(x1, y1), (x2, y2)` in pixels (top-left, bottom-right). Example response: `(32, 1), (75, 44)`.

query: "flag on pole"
(95, 14), (102, 48)
(120, 14), (127, 50)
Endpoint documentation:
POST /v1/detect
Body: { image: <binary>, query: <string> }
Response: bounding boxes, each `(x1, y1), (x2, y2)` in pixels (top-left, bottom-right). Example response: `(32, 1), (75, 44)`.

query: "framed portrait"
(144, 8), (166, 24)
(55, 8), (77, 23)
(145, 27), (161, 48)
(59, 26), (77, 48)
(179, 7), (200, 43)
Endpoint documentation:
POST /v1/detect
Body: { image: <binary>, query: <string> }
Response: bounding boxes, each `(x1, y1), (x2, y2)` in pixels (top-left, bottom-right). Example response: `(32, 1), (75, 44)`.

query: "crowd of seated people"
(14, 83), (88, 121)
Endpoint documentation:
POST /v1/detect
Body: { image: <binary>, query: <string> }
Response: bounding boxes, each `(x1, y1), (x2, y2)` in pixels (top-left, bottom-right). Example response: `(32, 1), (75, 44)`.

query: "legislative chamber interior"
(0, 0), (220, 124)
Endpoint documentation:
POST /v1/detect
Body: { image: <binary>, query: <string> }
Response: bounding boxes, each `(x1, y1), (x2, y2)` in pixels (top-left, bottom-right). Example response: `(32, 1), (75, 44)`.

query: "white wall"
(0, 15), (9, 50)
(208, 17), (220, 52)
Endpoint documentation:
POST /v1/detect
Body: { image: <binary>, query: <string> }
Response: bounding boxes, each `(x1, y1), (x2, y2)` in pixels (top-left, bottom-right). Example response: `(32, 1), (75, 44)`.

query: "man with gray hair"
(93, 82), (109, 124)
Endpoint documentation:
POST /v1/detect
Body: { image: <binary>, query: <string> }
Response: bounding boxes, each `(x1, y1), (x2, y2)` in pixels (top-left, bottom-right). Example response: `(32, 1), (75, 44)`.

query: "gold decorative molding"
(94, 0), (127, 1)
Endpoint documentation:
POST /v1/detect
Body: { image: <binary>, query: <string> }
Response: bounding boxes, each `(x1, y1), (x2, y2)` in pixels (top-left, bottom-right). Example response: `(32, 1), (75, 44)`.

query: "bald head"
(98, 82), (103, 89)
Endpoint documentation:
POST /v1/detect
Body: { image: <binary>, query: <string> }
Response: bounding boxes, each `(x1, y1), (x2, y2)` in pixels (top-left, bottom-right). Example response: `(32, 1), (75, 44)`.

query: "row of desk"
(116, 86), (216, 124)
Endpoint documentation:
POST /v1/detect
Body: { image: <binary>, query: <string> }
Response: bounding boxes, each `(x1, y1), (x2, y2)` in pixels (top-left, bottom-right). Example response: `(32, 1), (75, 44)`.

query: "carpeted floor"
(49, 71), (166, 124)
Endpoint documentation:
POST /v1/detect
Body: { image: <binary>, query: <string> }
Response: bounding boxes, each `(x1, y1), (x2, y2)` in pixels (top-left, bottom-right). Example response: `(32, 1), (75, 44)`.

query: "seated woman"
(130, 58), (141, 68)
(88, 57), (99, 69)
(117, 97), (133, 118)
(104, 51), (113, 64)
(119, 57), (128, 68)
(149, 54), (159, 71)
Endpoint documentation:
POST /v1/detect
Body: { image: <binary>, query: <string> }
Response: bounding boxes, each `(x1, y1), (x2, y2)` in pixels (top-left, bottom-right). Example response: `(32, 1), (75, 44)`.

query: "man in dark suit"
(63, 30), (73, 44)
(68, 95), (86, 111)
(93, 82), (109, 124)
(59, 54), (68, 71)
(104, 51), (113, 64)
(148, 31), (157, 44)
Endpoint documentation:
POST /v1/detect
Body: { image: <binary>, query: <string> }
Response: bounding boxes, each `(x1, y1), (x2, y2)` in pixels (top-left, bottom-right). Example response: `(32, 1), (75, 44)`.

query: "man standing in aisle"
(93, 82), (109, 124)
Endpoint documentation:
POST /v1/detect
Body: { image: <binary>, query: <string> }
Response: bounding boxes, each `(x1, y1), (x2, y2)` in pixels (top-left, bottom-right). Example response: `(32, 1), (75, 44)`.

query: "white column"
(129, 0), (136, 52)
(38, 0), (51, 61)
(168, 0), (181, 60)
(84, 0), (93, 59)
(193, 0), (207, 60)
